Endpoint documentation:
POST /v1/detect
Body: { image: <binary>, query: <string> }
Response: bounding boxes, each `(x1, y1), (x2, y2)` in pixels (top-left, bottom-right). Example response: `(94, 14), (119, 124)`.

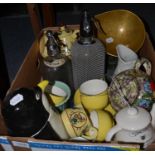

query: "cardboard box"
(0, 25), (155, 151)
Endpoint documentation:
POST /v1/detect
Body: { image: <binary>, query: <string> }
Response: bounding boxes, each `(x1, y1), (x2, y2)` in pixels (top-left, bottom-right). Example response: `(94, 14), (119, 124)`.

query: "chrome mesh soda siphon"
(39, 30), (74, 92)
(71, 10), (106, 89)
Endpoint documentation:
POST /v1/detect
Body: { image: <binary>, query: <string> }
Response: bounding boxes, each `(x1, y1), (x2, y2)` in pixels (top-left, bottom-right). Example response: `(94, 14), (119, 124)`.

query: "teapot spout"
(150, 103), (155, 129)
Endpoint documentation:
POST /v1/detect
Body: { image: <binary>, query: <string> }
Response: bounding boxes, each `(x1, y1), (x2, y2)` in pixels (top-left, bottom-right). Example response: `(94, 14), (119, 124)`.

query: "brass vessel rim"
(95, 9), (146, 57)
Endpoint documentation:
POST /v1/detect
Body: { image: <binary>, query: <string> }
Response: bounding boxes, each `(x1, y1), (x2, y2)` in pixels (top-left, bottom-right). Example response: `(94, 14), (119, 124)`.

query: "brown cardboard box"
(0, 25), (155, 151)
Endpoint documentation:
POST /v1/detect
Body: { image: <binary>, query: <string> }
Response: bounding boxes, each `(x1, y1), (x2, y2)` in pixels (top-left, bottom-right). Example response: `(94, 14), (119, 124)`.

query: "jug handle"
(105, 125), (122, 142)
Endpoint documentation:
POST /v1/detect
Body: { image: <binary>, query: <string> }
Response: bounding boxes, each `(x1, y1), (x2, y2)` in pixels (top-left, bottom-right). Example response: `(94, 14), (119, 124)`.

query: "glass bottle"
(39, 30), (74, 92)
(71, 10), (106, 89)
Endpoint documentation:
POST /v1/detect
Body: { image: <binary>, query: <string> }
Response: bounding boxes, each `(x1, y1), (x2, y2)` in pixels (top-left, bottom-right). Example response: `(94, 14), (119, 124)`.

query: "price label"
(10, 94), (23, 106)
(106, 37), (114, 43)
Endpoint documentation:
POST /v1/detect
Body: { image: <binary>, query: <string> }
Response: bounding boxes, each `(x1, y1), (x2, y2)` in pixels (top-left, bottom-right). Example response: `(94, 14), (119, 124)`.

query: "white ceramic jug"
(113, 44), (138, 76)
(105, 105), (155, 148)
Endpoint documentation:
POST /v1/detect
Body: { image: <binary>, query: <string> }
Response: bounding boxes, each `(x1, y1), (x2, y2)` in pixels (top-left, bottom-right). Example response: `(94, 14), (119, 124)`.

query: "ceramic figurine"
(58, 26), (79, 58)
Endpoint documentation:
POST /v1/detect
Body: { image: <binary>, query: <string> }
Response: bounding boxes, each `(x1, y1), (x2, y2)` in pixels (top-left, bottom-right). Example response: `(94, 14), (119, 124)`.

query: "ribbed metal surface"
(71, 39), (106, 89)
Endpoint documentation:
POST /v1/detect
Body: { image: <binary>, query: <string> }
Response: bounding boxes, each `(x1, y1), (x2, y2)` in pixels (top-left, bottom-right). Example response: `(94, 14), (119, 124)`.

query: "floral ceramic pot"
(109, 69), (155, 111)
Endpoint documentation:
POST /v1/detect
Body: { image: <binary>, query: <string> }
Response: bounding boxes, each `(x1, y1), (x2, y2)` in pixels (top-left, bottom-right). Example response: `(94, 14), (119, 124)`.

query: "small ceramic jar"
(106, 106), (155, 148)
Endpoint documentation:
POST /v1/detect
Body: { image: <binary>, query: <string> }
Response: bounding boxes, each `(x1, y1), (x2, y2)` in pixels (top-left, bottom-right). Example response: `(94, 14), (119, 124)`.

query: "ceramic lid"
(116, 106), (151, 131)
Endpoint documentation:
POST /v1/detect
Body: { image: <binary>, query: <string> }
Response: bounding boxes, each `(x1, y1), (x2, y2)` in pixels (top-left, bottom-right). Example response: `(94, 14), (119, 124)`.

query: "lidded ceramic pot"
(106, 106), (155, 148)
(109, 69), (154, 111)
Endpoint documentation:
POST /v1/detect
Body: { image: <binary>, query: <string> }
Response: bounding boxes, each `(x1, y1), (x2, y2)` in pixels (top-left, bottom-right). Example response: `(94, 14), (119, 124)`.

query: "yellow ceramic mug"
(90, 110), (114, 141)
(79, 79), (108, 111)
(74, 89), (116, 117)
(61, 107), (97, 140)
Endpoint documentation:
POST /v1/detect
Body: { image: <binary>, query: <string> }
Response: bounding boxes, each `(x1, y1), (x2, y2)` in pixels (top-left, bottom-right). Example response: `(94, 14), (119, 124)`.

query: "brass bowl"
(95, 9), (146, 57)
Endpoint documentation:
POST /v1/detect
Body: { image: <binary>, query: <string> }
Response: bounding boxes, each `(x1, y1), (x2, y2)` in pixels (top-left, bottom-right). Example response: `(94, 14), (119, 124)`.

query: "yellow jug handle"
(37, 80), (49, 92)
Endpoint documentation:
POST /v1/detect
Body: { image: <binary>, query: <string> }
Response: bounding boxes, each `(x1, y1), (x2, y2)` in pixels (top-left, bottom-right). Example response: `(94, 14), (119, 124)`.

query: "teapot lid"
(116, 106), (151, 131)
